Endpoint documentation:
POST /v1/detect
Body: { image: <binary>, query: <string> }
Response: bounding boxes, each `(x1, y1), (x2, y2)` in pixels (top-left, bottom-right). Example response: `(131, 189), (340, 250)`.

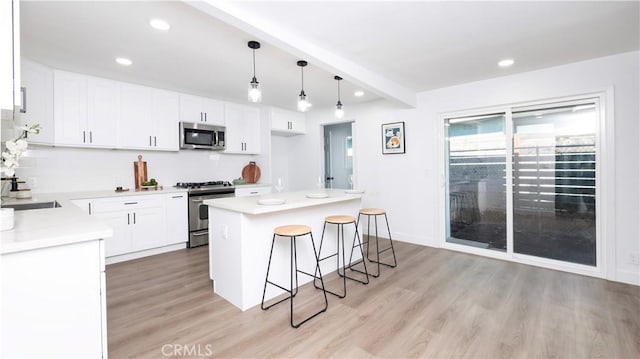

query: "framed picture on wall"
(382, 122), (405, 154)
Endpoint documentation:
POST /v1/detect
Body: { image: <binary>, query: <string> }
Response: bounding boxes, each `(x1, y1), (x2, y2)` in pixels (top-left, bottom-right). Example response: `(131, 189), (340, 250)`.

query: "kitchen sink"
(2, 201), (61, 211)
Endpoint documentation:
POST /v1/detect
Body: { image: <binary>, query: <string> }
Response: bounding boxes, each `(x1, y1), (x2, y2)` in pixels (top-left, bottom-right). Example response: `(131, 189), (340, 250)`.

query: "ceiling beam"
(186, 0), (417, 108)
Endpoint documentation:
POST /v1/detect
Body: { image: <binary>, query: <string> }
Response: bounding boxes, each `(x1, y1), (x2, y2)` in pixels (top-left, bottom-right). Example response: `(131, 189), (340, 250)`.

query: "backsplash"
(14, 145), (265, 193)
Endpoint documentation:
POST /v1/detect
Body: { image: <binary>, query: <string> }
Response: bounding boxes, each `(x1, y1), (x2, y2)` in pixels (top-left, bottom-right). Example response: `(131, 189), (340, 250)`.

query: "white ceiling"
(21, 1), (639, 111)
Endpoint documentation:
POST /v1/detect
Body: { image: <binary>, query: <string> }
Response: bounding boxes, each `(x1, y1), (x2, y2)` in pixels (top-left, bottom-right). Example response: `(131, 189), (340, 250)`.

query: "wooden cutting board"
(241, 162), (261, 184)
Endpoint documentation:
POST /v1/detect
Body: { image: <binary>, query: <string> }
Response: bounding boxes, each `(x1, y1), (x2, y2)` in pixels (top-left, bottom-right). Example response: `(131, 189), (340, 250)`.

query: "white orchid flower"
(1, 166), (15, 177)
(18, 123), (40, 134)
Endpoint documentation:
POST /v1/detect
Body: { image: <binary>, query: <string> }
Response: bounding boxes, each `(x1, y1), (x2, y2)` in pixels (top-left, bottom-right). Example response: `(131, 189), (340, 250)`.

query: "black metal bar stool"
(357, 208), (398, 277)
(314, 215), (369, 298)
(261, 224), (328, 328)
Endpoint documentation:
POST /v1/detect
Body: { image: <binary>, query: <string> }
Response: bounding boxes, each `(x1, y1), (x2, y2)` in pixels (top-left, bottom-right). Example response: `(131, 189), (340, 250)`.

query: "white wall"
(299, 51), (639, 285)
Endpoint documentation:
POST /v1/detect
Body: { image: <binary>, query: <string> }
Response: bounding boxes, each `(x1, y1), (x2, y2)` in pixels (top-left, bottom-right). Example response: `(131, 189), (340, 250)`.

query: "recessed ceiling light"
(149, 18), (170, 31)
(498, 58), (515, 68)
(354, 90), (365, 97)
(115, 57), (132, 66)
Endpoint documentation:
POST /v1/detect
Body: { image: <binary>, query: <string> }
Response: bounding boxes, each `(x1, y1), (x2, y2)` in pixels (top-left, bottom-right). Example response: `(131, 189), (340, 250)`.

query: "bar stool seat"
(325, 215), (357, 224)
(274, 225), (312, 237)
(261, 224), (327, 328)
(359, 208), (386, 216)
(358, 208), (398, 278)
(314, 214), (369, 298)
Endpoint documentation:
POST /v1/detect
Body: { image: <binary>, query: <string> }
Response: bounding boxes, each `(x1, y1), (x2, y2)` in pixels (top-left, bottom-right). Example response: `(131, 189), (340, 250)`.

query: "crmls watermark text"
(161, 344), (213, 357)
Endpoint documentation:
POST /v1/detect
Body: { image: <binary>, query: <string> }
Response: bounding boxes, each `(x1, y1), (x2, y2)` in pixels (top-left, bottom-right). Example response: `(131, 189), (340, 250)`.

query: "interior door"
(323, 122), (353, 189)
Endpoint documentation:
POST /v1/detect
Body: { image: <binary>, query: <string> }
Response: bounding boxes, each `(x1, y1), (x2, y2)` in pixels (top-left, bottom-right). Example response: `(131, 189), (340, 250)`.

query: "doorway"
(323, 122), (354, 189)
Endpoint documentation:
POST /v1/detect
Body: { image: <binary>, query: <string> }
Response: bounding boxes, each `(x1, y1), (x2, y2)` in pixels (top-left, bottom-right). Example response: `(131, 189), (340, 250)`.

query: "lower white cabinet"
(1, 239), (106, 358)
(72, 192), (188, 259)
(165, 193), (188, 246)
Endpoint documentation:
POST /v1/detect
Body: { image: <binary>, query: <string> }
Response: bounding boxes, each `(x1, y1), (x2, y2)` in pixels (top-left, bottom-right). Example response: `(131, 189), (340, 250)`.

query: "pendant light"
(296, 60), (312, 112)
(247, 41), (262, 103)
(334, 75), (344, 119)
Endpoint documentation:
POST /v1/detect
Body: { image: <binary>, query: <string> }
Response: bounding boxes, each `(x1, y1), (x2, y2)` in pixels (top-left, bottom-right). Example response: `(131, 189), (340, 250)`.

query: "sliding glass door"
(445, 114), (507, 252)
(512, 103), (597, 266)
(444, 99), (599, 269)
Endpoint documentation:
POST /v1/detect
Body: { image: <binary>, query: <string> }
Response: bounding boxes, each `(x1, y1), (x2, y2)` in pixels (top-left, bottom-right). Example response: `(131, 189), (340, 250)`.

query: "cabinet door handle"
(204, 112), (207, 122)
(171, 195), (184, 199)
(88, 203), (92, 215)
(154, 136), (157, 147)
(200, 112), (203, 122)
(90, 131), (93, 143)
(133, 212), (136, 224)
(149, 136), (152, 146)
(20, 87), (27, 114)
(124, 202), (138, 205)
(83, 131), (86, 143)
(127, 213), (130, 225)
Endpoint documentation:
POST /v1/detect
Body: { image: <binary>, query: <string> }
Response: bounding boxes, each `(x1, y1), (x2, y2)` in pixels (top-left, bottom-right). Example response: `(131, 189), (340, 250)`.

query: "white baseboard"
(106, 243), (187, 265)
(615, 269), (640, 286)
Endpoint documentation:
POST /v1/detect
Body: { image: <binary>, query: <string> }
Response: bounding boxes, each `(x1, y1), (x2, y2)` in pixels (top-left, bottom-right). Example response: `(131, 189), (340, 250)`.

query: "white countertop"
(0, 187), (188, 255)
(204, 189), (363, 215)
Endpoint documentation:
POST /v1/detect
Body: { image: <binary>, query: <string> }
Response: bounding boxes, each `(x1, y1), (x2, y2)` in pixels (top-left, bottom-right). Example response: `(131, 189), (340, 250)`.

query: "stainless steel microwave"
(179, 122), (226, 150)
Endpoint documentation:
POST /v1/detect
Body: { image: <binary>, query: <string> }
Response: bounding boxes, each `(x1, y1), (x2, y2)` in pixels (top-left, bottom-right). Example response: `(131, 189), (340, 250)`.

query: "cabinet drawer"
(92, 195), (163, 213)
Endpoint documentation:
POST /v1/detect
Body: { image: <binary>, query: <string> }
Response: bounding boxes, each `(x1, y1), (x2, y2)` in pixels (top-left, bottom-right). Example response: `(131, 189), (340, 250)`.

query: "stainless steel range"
(176, 181), (235, 247)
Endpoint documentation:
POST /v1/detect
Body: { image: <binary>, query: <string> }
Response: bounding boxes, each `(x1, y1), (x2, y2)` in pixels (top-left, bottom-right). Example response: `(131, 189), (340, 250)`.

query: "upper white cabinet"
(270, 107), (306, 136)
(224, 103), (261, 154)
(87, 76), (120, 147)
(151, 89), (180, 151)
(119, 85), (179, 151)
(119, 83), (152, 149)
(18, 60), (54, 145)
(54, 70), (118, 148)
(0, 0), (20, 112)
(179, 94), (224, 126)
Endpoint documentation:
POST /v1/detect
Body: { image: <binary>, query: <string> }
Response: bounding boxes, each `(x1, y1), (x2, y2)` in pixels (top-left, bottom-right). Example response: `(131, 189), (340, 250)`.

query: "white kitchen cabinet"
(91, 195), (166, 257)
(53, 70), (87, 145)
(119, 83), (152, 149)
(224, 102), (261, 154)
(17, 59), (54, 145)
(151, 89), (180, 151)
(179, 94), (224, 126)
(1, 0), (20, 112)
(165, 193), (188, 246)
(119, 85), (179, 151)
(234, 185), (272, 197)
(1, 239), (106, 358)
(71, 198), (93, 215)
(270, 107), (306, 136)
(54, 71), (119, 148)
(94, 210), (130, 257)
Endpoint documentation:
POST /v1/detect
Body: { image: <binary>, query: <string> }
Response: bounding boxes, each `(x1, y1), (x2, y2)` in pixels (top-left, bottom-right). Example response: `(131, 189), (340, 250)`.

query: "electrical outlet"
(630, 252), (640, 266)
(27, 177), (37, 189)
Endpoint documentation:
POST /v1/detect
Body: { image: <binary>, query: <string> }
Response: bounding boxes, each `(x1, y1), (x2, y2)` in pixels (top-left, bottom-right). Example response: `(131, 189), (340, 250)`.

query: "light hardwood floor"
(107, 242), (640, 358)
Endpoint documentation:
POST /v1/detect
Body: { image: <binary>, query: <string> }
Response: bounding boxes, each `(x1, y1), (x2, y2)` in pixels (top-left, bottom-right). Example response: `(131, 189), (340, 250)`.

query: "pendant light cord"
(252, 49), (256, 79)
(301, 66), (304, 92)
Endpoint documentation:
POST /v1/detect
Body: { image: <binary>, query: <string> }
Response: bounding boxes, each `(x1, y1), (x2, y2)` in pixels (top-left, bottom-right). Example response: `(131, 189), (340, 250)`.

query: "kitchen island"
(204, 189), (363, 311)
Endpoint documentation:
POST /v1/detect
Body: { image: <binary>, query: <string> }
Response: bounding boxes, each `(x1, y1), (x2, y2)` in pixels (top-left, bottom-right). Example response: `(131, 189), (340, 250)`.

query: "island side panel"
(208, 207), (244, 308)
(239, 199), (362, 311)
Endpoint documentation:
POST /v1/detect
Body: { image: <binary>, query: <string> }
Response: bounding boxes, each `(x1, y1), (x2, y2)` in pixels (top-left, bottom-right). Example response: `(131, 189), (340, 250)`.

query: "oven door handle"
(191, 230), (208, 237)
(191, 199), (204, 203)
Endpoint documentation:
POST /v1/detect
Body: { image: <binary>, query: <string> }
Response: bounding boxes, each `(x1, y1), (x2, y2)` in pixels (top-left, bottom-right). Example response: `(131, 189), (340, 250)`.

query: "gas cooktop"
(175, 181), (235, 194)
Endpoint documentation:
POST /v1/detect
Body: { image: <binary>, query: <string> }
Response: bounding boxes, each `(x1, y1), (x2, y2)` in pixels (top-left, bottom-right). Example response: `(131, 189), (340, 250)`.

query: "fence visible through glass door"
(445, 114), (507, 252)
